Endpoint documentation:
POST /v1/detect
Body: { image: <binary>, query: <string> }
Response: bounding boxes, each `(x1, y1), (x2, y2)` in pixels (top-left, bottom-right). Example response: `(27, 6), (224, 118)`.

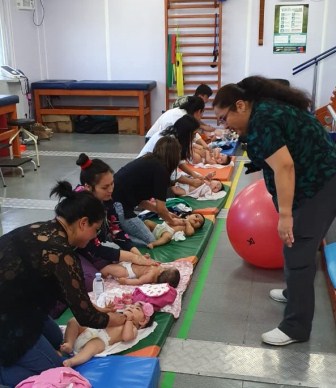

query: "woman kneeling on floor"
(75, 153), (158, 291)
(113, 136), (185, 247)
(0, 181), (126, 387)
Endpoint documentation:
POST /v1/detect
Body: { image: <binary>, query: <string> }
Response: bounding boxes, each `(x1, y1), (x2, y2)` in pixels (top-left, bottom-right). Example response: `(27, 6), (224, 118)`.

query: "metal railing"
(293, 45), (336, 112)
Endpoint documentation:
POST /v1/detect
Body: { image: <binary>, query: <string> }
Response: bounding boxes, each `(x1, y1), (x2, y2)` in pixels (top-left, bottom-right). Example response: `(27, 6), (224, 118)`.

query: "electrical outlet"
(16, 0), (35, 10)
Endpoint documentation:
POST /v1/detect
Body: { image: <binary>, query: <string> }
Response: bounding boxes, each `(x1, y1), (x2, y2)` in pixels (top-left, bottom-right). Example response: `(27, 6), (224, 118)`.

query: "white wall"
(3, 0), (336, 123)
(41, 0), (107, 80)
(317, 0), (336, 105)
(222, 0), (336, 107)
(0, 0), (41, 117)
(108, 0), (165, 120)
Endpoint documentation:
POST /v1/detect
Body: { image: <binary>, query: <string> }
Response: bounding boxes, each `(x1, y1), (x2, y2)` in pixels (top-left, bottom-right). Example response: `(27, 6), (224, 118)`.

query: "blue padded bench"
(323, 242), (336, 323)
(324, 242), (336, 288)
(0, 94), (19, 106)
(75, 355), (160, 388)
(0, 94), (22, 157)
(31, 80), (157, 135)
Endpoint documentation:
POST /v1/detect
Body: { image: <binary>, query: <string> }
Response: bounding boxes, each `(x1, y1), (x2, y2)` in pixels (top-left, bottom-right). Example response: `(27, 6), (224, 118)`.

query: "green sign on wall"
(273, 4), (309, 54)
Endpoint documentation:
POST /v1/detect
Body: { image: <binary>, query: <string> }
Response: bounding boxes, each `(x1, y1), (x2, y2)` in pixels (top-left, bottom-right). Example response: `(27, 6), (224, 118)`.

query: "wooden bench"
(0, 94), (21, 157)
(31, 80), (157, 136)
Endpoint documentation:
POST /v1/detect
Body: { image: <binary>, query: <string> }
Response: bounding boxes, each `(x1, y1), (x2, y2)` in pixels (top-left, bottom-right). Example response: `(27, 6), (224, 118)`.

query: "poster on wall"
(273, 4), (309, 54)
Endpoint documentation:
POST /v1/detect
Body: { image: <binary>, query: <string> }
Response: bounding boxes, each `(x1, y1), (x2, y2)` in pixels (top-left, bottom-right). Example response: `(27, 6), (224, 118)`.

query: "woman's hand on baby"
(144, 257), (160, 266)
(107, 312), (127, 327)
(104, 301), (117, 312)
(205, 171), (216, 180)
(191, 178), (204, 187)
(143, 253), (159, 265)
(169, 218), (185, 227)
(117, 277), (127, 285)
(204, 177), (211, 186)
(138, 254), (159, 265)
(94, 301), (117, 313)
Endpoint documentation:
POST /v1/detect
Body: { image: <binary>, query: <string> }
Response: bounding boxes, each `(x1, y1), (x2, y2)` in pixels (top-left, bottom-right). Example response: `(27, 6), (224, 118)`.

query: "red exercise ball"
(227, 179), (284, 269)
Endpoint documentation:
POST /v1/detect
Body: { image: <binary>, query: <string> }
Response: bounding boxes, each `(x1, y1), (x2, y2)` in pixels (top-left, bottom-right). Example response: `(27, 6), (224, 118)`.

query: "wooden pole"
(258, 0), (265, 46)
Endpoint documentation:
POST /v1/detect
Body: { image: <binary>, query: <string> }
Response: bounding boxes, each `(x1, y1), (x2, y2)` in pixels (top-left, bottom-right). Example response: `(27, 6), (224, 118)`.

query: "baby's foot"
(147, 243), (154, 249)
(60, 342), (73, 354)
(63, 358), (74, 368)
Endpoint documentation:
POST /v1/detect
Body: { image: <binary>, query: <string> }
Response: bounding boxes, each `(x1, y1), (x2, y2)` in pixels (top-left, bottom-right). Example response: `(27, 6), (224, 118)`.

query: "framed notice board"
(273, 4), (309, 54)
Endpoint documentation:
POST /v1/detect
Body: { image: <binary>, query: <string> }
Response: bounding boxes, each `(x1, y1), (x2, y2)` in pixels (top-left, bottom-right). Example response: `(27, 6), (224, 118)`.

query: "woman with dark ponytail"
(0, 181), (126, 387)
(75, 153), (157, 291)
(113, 136), (185, 246)
(145, 95), (205, 141)
(138, 115), (214, 190)
(213, 75), (336, 346)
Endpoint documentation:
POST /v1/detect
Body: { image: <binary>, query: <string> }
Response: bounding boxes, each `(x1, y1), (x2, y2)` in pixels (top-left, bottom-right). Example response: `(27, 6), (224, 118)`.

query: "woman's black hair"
(143, 136), (181, 176)
(161, 115), (199, 160)
(50, 180), (105, 225)
(76, 153), (114, 189)
(195, 84), (213, 97)
(180, 96), (205, 115)
(213, 75), (311, 111)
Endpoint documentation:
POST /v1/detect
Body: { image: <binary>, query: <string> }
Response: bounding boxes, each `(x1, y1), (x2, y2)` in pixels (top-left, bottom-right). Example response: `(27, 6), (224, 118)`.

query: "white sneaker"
(269, 289), (287, 303)
(261, 328), (298, 346)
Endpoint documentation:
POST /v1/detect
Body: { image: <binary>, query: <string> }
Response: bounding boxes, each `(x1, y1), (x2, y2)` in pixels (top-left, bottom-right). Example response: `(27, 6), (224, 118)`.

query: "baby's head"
(209, 179), (224, 193)
(186, 213), (205, 230)
(157, 267), (180, 288)
(215, 154), (232, 166)
(123, 302), (155, 328)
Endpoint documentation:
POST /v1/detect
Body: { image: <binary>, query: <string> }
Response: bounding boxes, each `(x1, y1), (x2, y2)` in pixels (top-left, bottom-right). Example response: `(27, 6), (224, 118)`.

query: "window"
(0, 26), (5, 66)
(0, 0), (12, 66)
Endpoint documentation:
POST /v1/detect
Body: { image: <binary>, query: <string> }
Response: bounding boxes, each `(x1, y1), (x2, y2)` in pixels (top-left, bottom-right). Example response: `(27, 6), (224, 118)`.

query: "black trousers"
(279, 174), (336, 340)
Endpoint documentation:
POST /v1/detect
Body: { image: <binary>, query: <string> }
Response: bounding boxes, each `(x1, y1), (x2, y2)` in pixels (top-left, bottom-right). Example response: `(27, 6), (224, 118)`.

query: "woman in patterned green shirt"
(213, 76), (336, 346)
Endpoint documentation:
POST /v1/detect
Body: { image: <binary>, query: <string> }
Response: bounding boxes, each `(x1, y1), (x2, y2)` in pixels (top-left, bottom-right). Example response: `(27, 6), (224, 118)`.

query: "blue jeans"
(114, 202), (155, 247)
(0, 317), (63, 387)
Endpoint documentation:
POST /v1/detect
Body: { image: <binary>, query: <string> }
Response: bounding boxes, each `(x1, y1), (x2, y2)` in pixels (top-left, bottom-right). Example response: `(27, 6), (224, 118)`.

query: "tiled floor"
(1, 133), (335, 388)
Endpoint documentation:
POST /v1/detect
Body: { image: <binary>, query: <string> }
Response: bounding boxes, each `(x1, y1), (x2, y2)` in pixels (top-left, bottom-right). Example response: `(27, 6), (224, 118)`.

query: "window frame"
(0, 0), (14, 67)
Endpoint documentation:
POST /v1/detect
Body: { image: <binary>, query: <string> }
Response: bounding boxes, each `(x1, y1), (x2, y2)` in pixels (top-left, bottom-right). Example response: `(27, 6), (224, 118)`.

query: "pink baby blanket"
(92, 260), (193, 318)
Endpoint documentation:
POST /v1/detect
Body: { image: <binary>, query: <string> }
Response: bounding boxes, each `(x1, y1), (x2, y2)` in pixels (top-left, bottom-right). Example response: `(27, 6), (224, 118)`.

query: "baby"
(209, 151), (232, 166)
(144, 213), (205, 249)
(61, 302), (154, 367)
(101, 259), (181, 288)
(192, 144), (232, 166)
(172, 178), (224, 197)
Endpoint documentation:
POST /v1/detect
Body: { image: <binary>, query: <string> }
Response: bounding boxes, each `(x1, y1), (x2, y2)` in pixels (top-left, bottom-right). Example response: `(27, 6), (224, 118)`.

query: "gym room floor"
(1, 133), (335, 388)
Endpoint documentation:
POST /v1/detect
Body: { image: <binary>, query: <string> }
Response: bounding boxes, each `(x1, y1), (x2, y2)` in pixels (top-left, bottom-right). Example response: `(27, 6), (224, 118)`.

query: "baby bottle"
(93, 273), (105, 302)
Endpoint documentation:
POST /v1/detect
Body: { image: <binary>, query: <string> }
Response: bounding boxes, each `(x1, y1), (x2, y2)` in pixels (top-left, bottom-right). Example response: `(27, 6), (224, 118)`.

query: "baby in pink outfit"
(61, 302), (154, 367)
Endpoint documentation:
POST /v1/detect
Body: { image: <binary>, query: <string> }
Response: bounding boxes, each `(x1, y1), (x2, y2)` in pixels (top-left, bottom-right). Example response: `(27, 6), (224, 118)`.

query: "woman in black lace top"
(0, 181), (126, 387)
